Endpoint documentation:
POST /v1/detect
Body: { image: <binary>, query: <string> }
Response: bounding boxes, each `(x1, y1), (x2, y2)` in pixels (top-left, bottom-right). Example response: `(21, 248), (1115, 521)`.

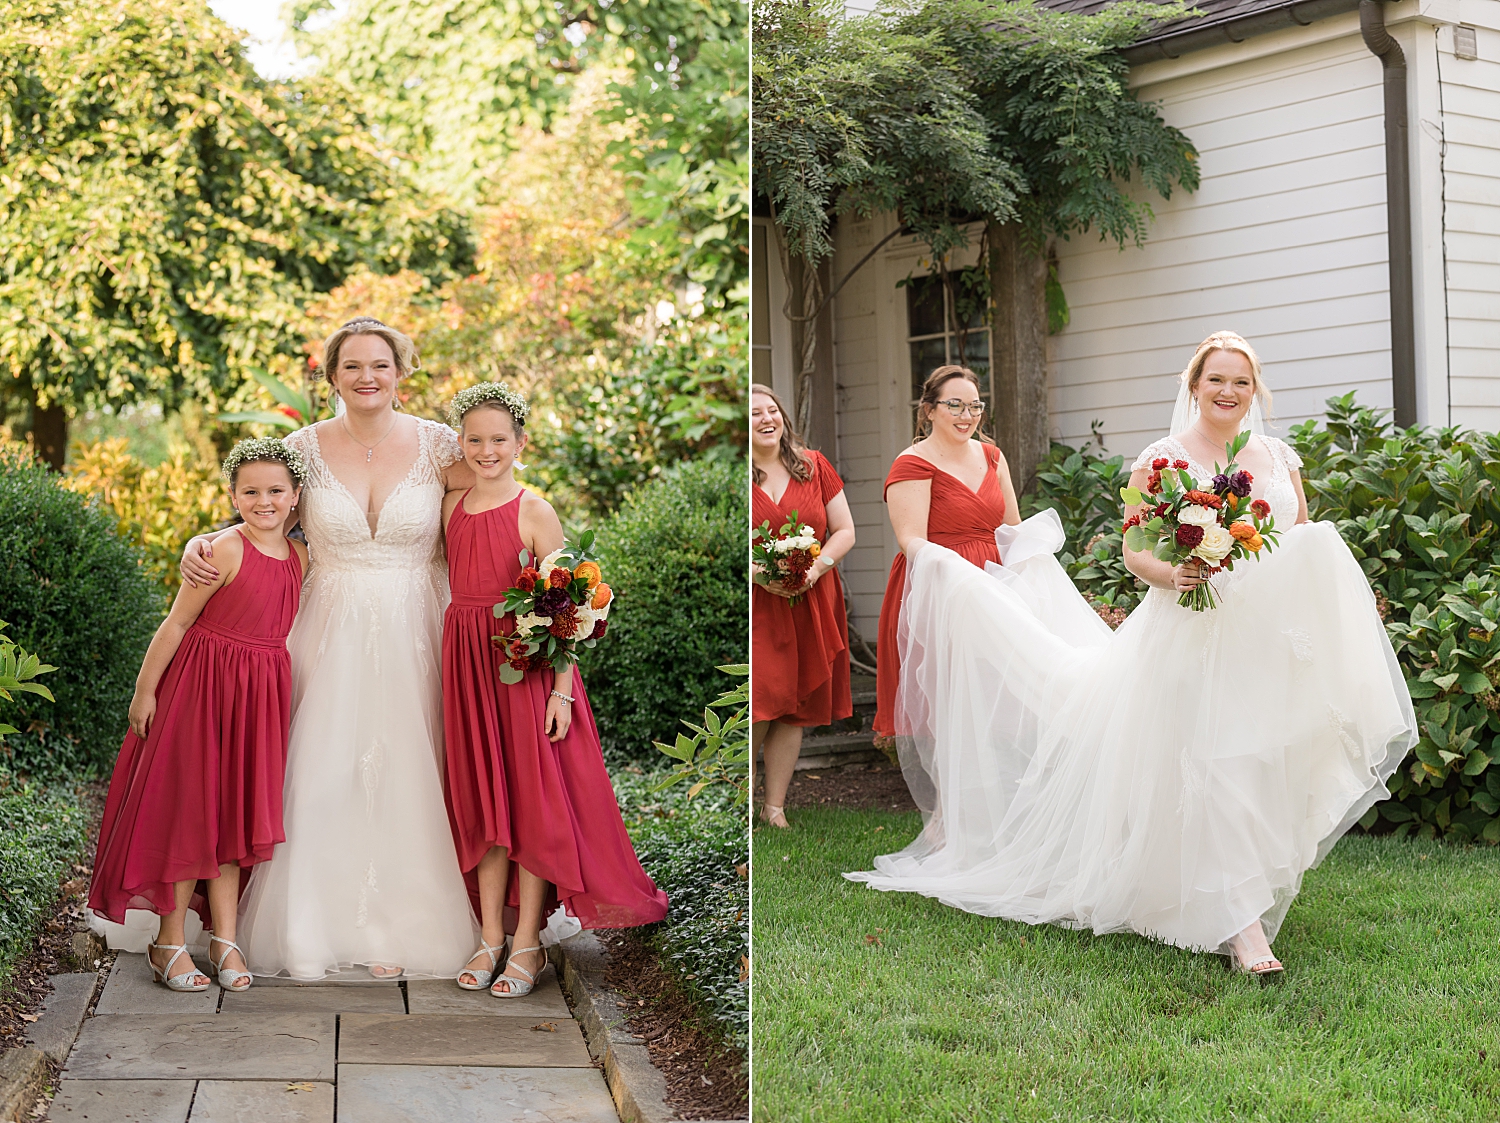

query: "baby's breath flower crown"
(447, 382), (529, 430)
(221, 437), (309, 487)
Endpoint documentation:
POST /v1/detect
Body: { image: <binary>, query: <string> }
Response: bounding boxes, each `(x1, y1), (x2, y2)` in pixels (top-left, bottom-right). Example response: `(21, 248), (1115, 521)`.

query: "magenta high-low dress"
(89, 531), (302, 927)
(441, 490), (668, 931)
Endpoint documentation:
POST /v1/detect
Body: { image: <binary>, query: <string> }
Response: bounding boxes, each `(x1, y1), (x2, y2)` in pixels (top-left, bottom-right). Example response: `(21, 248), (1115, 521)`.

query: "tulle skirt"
(237, 563), (480, 978)
(847, 511), (1417, 954)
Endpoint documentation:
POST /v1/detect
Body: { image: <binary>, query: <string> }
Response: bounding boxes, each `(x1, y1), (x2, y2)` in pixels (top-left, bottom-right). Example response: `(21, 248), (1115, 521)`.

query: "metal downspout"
(1361, 0), (1417, 428)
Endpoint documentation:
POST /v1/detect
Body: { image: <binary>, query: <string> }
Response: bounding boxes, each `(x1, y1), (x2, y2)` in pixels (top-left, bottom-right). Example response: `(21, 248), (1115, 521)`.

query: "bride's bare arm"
(1290, 471), (1309, 524)
(1121, 467), (1204, 593)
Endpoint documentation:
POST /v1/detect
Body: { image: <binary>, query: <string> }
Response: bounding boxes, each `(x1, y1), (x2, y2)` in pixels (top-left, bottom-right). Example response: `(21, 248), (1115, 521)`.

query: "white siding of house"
(1443, 5), (1500, 430)
(1049, 23), (1394, 459)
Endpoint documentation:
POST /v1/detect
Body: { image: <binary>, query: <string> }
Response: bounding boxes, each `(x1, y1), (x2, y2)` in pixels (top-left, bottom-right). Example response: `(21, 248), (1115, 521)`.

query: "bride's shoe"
(490, 945), (544, 998)
(760, 803), (789, 829)
(368, 964), (404, 979)
(457, 939), (506, 990)
(209, 936), (253, 991)
(147, 941), (210, 992)
(1232, 950), (1284, 977)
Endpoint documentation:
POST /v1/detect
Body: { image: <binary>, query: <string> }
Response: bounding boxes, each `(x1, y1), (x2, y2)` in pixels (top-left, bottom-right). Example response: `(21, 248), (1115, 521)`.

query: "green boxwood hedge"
(0, 773), (89, 985)
(614, 770), (748, 1055)
(1023, 393), (1500, 843)
(0, 447), (163, 779)
(581, 458), (747, 764)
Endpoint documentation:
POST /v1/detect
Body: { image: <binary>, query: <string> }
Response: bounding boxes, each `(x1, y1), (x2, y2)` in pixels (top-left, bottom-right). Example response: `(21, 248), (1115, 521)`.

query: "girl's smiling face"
(461, 404), (526, 480)
(1194, 349), (1256, 426)
(232, 461), (300, 531)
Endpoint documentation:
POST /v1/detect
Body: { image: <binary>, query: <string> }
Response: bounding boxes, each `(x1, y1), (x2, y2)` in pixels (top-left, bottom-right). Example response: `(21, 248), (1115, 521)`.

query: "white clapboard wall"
(1444, 11), (1500, 431)
(1049, 23), (1392, 459)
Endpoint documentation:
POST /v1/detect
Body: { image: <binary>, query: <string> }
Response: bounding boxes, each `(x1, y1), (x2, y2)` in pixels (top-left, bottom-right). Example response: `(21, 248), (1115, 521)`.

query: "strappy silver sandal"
(1232, 951), (1284, 977)
(457, 939), (506, 990)
(760, 803), (789, 828)
(490, 945), (544, 998)
(209, 936), (253, 991)
(147, 941), (210, 992)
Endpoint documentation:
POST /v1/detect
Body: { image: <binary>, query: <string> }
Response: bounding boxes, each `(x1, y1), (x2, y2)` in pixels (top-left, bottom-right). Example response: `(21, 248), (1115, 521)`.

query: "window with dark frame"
(905, 270), (991, 440)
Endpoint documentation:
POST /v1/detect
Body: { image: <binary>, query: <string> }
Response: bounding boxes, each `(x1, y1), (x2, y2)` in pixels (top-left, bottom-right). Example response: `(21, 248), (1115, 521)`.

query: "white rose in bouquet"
(516, 612), (552, 636)
(1193, 523), (1234, 563)
(572, 606), (599, 641)
(1179, 504), (1219, 528)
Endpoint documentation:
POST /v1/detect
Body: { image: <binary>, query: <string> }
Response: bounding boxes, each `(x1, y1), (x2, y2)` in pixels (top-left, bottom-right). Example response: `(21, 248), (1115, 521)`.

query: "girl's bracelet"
(550, 689), (574, 705)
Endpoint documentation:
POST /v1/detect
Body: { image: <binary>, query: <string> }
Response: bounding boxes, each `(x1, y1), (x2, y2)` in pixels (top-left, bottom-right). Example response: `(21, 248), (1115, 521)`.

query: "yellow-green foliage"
(63, 439), (230, 593)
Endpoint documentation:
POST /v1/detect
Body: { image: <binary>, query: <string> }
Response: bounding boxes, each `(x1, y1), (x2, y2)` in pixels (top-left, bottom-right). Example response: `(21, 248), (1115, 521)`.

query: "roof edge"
(1119, 0), (1363, 64)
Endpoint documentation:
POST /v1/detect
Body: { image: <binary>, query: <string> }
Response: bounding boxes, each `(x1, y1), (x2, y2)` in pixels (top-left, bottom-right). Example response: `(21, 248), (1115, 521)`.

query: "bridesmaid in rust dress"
(751, 387), (855, 828)
(875, 365), (1022, 741)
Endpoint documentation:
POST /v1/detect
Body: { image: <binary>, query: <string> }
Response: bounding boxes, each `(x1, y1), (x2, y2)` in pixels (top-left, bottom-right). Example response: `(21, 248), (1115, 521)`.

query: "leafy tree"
(292, 0), (746, 202)
(0, 0), (471, 467)
(753, 0), (1199, 486)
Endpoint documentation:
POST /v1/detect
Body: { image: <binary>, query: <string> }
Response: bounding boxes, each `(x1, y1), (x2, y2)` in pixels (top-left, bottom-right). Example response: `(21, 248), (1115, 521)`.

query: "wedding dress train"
(848, 436), (1417, 954)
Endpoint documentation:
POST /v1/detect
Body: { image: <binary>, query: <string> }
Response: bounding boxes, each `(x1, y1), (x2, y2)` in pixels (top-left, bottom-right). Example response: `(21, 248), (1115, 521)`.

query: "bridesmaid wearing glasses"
(875, 365), (1022, 743)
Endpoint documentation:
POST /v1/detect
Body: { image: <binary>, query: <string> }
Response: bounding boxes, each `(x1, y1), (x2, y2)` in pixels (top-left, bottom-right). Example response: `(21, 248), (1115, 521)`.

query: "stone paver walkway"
(48, 951), (620, 1122)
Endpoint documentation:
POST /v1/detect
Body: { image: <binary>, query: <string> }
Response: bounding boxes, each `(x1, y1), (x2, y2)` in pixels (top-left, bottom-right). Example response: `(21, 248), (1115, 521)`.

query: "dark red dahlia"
(1152, 457), (1169, 470)
(1176, 524), (1205, 548)
(548, 567), (572, 590)
(1154, 503), (1170, 518)
(536, 588), (571, 616)
(1229, 470), (1253, 497)
(590, 619), (607, 640)
(1172, 459), (1189, 470)
(508, 656), (528, 671)
(549, 605), (580, 638)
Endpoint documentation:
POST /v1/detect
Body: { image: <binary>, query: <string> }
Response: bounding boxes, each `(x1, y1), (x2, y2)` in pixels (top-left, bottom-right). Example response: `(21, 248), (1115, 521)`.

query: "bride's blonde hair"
(1180, 331), (1272, 414)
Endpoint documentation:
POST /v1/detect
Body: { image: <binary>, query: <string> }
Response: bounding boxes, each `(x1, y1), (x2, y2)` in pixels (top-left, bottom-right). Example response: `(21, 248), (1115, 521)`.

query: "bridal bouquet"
(492, 530), (613, 684)
(751, 511), (821, 606)
(1119, 431), (1281, 611)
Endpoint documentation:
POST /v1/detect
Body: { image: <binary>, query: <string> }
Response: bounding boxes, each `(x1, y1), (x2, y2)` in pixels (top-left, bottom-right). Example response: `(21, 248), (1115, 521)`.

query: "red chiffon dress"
(441, 491), (669, 930)
(752, 450), (853, 726)
(89, 531), (303, 928)
(874, 443), (1008, 738)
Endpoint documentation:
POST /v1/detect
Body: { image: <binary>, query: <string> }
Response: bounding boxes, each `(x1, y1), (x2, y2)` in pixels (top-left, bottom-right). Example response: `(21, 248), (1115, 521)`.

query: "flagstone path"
(46, 949), (621, 1122)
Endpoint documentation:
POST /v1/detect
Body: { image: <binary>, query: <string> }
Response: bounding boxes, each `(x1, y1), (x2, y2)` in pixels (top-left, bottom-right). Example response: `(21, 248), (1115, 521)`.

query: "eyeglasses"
(936, 399), (986, 417)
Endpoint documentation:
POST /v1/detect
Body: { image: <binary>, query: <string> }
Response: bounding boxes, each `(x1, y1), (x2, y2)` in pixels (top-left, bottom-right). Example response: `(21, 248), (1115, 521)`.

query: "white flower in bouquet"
(537, 547), (567, 583)
(1193, 523), (1234, 563)
(1179, 504), (1219, 528)
(516, 612), (551, 636)
(799, 524), (814, 537)
(572, 605), (599, 641)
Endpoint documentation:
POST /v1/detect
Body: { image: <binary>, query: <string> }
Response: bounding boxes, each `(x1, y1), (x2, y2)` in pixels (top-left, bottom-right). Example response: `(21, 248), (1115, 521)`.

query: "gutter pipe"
(1360, 0), (1417, 428)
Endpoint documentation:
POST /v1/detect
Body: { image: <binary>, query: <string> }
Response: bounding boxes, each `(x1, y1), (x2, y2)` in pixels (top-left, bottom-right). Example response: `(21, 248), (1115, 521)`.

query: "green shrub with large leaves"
(1028, 393), (1500, 842)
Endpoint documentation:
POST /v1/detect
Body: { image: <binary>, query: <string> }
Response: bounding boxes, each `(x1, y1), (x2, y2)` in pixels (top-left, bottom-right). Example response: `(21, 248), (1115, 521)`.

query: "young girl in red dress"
(88, 439), (308, 992)
(441, 383), (667, 998)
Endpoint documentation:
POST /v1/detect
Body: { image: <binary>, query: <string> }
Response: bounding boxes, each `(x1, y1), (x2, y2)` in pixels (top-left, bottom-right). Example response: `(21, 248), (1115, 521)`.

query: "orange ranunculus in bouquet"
(491, 530), (613, 684)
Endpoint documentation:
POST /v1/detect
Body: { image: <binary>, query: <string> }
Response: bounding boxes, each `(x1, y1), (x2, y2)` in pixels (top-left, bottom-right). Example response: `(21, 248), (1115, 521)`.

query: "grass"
(752, 806), (1500, 1123)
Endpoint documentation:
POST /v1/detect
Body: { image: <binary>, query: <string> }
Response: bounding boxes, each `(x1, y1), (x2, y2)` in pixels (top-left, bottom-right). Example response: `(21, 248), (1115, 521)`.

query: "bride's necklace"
(341, 412), (398, 463)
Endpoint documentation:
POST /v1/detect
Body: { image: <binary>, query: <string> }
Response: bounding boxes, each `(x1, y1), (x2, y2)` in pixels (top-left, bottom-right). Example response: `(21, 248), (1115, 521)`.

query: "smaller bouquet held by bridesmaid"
(492, 535), (614, 685)
(751, 511), (822, 606)
(1120, 431), (1281, 610)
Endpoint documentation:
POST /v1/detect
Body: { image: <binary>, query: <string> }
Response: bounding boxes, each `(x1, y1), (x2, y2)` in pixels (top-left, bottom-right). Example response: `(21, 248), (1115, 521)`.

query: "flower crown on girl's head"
(221, 437), (309, 487)
(447, 382), (529, 430)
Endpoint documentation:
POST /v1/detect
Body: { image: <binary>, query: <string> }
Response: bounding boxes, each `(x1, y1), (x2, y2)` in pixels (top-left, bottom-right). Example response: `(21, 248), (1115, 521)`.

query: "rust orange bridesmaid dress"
(752, 450), (852, 726)
(874, 443), (1007, 738)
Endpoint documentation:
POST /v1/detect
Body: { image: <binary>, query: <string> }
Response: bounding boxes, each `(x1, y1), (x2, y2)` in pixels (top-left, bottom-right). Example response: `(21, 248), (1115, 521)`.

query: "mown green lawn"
(753, 807), (1500, 1123)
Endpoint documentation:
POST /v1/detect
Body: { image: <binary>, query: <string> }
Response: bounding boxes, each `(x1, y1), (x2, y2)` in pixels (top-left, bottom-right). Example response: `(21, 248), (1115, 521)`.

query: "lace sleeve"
(284, 426), (313, 457)
(426, 418), (464, 471)
(1268, 436), (1303, 472)
(1130, 439), (1175, 473)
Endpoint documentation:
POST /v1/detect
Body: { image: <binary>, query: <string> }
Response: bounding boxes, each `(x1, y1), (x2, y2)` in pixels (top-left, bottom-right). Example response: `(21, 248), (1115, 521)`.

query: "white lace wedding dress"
(848, 434), (1417, 954)
(236, 418), (480, 978)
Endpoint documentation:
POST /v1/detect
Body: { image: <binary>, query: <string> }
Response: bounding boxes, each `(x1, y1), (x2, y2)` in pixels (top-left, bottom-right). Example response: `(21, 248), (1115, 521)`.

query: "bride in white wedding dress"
(188, 319), (479, 979)
(848, 332), (1417, 975)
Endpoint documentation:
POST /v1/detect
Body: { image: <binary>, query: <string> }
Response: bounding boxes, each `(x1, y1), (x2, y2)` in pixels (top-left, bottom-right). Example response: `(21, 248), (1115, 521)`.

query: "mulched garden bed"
(600, 929), (747, 1120)
(773, 763), (918, 814)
